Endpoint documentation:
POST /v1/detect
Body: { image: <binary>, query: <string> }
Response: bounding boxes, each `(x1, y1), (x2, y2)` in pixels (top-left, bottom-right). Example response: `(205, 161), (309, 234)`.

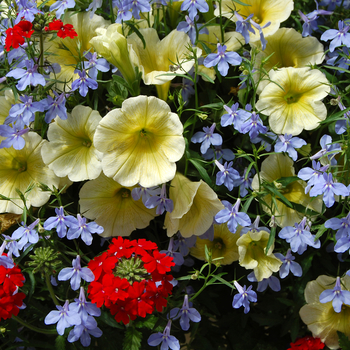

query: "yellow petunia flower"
(127, 28), (199, 100)
(250, 27), (324, 92)
(216, 0), (294, 42)
(41, 105), (103, 182)
(0, 90), (16, 125)
(190, 224), (241, 265)
(79, 173), (157, 237)
(0, 132), (59, 214)
(251, 154), (322, 228)
(255, 67), (330, 135)
(45, 12), (109, 91)
(93, 95), (185, 188)
(89, 23), (138, 88)
(164, 173), (224, 237)
(236, 229), (282, 281)
(299, 275), (350, 349)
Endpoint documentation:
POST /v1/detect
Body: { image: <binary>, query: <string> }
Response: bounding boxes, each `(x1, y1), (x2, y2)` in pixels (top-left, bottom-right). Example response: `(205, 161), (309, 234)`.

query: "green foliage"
(123, 327), (142, 350)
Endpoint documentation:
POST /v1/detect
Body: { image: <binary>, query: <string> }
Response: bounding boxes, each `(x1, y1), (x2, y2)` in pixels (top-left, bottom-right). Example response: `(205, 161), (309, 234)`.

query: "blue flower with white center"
(202, 145), (235, 164)
(169, 295), (201, 331)
(309, 172), (349, 208)
(215, 199), (251, 234)
(247, 272), (281, 292)
(180, 0), (209, 21)
(148, 320), (180, 350)
(41, 91), (68, 123)
(215, 160), (241, 191)
(67, 214), (104, 245)
(16, 0), (42, 23)
(297, 160), (329, 194)
(67, 316), (103, 347)
(232, 281), (257, 314)
(221, 102), (250, 131)
(310, 134), (341, 166)
(83, 52), (110, 81)
(319, 277), (350, 313)
(177, 15), (208, 45)
(274, 134), (306, 161)
(203, 44), (242, 77)
(274, 249), (302, 279)
(11, 218), (40, 251)
(278, 217), (320, 255)
(144, 184), (174, 215)
(321, 20), (350, 52)
(131, 186), (161, 205)
(0, 124), (29, 150)
(44, 206), (77, 239)
(160, 238), (184, 266)
(191, 123), (223, 154)
(58, 255), (95, 291)
(240, 215), (270, 236)
(240, 107), (267, 139)
(70, 287), (101, 321)
(71, 69), (98, 97)
(49, 0), (76, 18)
(44, 300), (81, 335)
(235, 12), (255, 44)
(6, 59), (46, 91)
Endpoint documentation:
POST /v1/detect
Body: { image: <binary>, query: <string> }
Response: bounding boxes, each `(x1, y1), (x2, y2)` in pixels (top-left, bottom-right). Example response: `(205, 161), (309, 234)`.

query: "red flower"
(0, 259), (26, 321)
(45, 19), (77, 39)
(5, 21), (34, 51)
(87, 237), (174, 325)
(288, 336), (325, 350)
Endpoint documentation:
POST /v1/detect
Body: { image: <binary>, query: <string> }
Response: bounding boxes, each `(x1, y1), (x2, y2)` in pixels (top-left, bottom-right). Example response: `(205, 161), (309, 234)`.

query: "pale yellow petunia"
(299, 275), (350, 349)
(251, 154), (322, 227)
(164, 173), (224, 237)
(79, 173), (157, 237)
(255, 67), (330, 135)
(236, 229), (281, 281)
(0, 132), (59, 214)
(41, 105), (103, 182)
(94, 95), (185, 188)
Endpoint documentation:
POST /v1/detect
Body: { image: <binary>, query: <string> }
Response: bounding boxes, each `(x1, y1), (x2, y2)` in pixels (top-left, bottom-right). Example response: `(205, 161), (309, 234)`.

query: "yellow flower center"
(12, 158), (27, 172)
(140, 129), (147, 137)
(284, 93), (301, 104)
(82, 139), (92, 147)
(253, 16), (261, 24)
(120, 188), (131, 198)
(212, 237), (226, 255)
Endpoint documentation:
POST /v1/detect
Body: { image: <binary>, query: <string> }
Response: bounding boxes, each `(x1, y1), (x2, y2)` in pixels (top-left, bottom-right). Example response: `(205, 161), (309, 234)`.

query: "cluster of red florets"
(87, 237), (175, 325)
(288, 336), (325, 350)
(44, 19), (78, 39)
(5, 20), (34, 51)
(0, 259), (26, 321)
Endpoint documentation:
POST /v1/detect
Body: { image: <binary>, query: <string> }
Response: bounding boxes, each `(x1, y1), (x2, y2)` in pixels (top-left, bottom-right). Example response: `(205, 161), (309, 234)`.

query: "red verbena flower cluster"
(288, 336), (325, 350)
(0, 258), (26, 321)
(44, 19), (78, 39)
(5, 21), (34, 51)
(87, 237), (175, 325)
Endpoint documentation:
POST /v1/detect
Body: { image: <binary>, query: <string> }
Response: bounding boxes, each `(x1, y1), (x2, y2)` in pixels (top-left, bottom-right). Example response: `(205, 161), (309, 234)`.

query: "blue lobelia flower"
(16, 0), (42, 23)
(309, 172), (349, 208)
(41, 91), (68, 124)
(148, 320), (180, 350)
(58, 255), (95, 291)
(215, 160), (241, 191)
(221, 102), (250, 131)
(321, 20), (350, 52)
(70, 287), (101, 322)
(131, 185), (161, 205)
(240, 106), (267, 139)
(144, 184), (174, 215)
(297, 160), (329, 194)
(325, 212), (350, 254)
(0, 124), (29, 150)
(160, 238), (184, 266)
(235, 12), (255, 44)
(274, 249), (302, 279)
(83, 52), (110, 81)
(247, 272), (281, 292)
(232, 280), (257, 314)
(71, 69), (98, 97)
(44, 206), (77, 239)
(310, 134), (341, 166)
(191, 123), (223, 154)
(11, 219), (40, 251)
(176, 15), (208, 45)
(180, 0), (208, 21)
(67, 316), (103, 347)
(319, 277), (350, 313)
(202, 145), (235, 164)
(67, 214), (104, 245)
(274, 134), (306, 161)
(203, 44), (242, 77)
(169, 294), (201, 331)
(45, 300), (81, 335)
(215, 199), (251, 234)
(278, 217), (320, 255)
(50, 0), (76, 18)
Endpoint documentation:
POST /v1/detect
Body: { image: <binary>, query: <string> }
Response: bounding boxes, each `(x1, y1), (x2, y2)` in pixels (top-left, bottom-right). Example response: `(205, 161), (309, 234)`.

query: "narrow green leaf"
(276, 176), (299, 187)
(265, 226), (276, 254)
(263, 182), (293, 208)
(189, 159), (213, 186)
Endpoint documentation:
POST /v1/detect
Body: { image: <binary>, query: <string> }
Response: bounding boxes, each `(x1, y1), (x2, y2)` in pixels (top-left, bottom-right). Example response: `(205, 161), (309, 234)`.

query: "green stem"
(45, 272), (59, 306)
(109, 0), (116, 23)
(189, 263), (212, 302)
(12, 316), (57, 335)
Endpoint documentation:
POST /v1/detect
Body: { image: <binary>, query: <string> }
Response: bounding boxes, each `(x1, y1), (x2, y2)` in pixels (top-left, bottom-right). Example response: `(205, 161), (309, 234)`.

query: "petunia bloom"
(41, 105), (103, 182)
(256, 67), (330, 136)
(94, 95), (185, 188)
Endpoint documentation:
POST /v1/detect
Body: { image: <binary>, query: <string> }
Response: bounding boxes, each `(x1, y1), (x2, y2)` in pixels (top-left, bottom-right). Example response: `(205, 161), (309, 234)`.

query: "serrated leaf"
(55, 335), (66, 350)
(123, 327), (142, 350)
(99, 310), (124, 329)
(338, 331), (350, 350)
(134, 315), (158, 329)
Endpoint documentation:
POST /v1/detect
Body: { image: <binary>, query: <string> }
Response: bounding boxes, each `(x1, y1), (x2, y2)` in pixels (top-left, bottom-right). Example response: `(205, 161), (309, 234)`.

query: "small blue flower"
(58, 255), (95, 291)
(70, 287), (101, 321)
(215, 199), (251, 233)
(215, 160), (240, 191)
(71, 69), (98, 97)
(148, 320), (180, 350)
(44, 300), (81, 335)
(240, 107), (267, 139)
(169, 295), (201, 331)
(274, 134), (306, 161)
(83, 52), (110, 80)
(44, 207), (77, 239)
(310, 134), (341, 166)
(202, 145), (235, 164)
(144, 184), (174, 215)
(274, 249), (302, 278)
(160, 238), (184, 266)
(11, 218), (40, 251)
(232, 280), (257, 314)
(235, 12), (255, 44)
(41, 91), (68, 123)
(221, 102), (250, 131)
(319, 277), (350, 313)
(180, 0), (209, 20)
(50, 0), (76, 18)
(131, 186), (161, 205)
(0, 124), (29, 150)
(247, 272), (281, 292)
(191, 123), (223, 154)
(176, 15), (208, 45)
(67, 316), (103, 347)
(321, 20), (350, 52)
(16, 0), (42, 23)
(325, 212), (350, 254)
(297, 160), (329, 194)
(203, 44), (242, 77)
(278, 217), (320, 255)
(67, 214), (104, 245)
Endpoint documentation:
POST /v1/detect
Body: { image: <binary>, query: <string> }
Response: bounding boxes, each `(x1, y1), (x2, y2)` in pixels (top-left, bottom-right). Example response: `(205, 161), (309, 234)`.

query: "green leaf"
(99, 310), (124, 329)
(338, 331), (350, 350)
(189, 158), (213, 186)
(314, 224), (328, 240)
(123, 326), (142, 350)
(242, 196), (254, 213)
(211, 274), (234, 289)
(263, 182), (293, 208)
(125, 22), (146, 49)
(55, 335), (66, 350)
(265, 226), (276, 254)
(276, 176), (299, 187)
(134, 315), (158, 329)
